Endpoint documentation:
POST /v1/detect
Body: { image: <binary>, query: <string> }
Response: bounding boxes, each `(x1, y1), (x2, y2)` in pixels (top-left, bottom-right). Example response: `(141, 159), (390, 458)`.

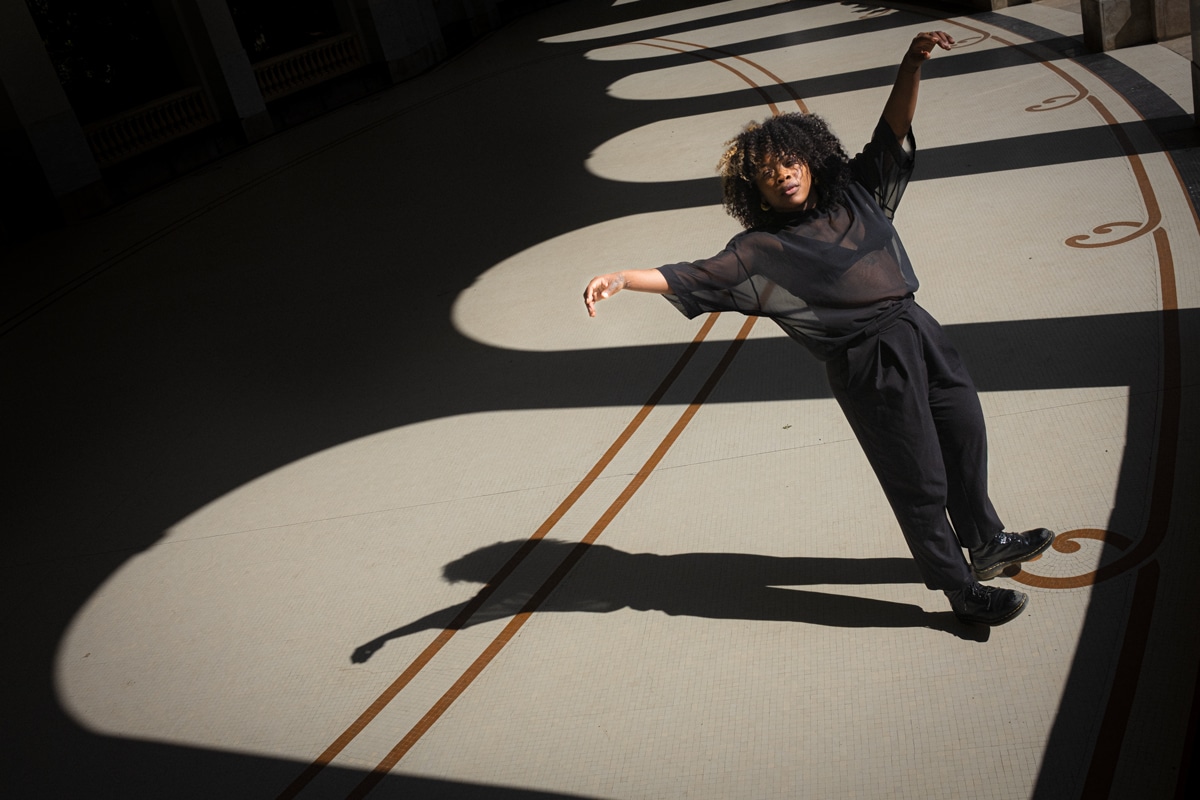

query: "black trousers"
(825, 302), (1004, 591)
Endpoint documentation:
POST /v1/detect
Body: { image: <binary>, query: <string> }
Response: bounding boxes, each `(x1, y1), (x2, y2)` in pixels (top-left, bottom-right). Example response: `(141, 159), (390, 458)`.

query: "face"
(754, 155), (814, 213)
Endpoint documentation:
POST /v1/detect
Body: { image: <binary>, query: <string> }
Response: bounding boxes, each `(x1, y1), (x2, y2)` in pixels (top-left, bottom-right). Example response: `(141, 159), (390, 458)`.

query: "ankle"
(944, 580), (978, 602)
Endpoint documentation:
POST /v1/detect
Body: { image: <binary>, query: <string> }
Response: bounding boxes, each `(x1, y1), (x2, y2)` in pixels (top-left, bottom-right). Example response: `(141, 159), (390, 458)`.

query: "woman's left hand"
(906, 31), (955, 63)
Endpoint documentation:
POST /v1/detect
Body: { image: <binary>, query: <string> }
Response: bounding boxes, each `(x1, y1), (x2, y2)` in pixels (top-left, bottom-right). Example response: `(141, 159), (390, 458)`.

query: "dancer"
(583, 32), (1053, 626)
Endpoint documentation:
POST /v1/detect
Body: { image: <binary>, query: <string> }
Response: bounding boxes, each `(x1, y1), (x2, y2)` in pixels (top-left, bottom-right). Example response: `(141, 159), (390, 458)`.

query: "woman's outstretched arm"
(584, 268), (670, 316)
(881, 31), (955, 140)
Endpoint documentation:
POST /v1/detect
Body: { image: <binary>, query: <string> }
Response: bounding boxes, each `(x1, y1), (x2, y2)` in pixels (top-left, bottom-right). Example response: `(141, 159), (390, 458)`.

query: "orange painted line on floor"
(634, 41), (782, 115)
(338, 36), (799, 793)
(285, 24), (819, 799)
(275, 313), (721, 800)
(945, 13), (1187, 798)
(282, 30), (810, 795)
(347, 315), (760, 799)
(1082, 560), (1161, 796)
(651, 37), (809, 113)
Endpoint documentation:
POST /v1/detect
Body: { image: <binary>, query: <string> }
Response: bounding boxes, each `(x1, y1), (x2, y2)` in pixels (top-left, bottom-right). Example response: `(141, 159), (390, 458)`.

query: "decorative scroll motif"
(1064, 97), (1163, 249)
(254, 33), (365, 103)
(84, 87), (215, 167)
(1027, 91), (1087, 112)
(1066, 217), (1160, 248)
(948, 32), (988, 48)
(933, 17), (990, 47)
(1025, 61), (1089, 113)
(1011, 528), (1135, 589)
(853, 4), (896, 19)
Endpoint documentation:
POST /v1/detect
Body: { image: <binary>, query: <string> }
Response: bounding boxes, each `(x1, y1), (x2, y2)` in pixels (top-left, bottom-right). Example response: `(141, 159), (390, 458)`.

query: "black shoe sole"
(972, 530), (1056, 581)
(954, 592), (1028, 626)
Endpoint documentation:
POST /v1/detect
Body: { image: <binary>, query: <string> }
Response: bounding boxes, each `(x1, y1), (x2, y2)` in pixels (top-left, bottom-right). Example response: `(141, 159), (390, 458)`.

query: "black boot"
(970, 528), (1055, 581)
(946, 582), (1028, 626)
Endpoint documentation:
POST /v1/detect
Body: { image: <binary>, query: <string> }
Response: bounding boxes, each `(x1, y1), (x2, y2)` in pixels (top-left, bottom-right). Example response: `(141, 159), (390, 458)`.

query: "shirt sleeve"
(849, 116), (915, 220)
(656, 235), (776, 319)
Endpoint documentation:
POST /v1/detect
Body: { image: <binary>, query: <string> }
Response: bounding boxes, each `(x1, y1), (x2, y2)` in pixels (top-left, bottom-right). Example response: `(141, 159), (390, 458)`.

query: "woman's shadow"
(352, 539), (987, 662)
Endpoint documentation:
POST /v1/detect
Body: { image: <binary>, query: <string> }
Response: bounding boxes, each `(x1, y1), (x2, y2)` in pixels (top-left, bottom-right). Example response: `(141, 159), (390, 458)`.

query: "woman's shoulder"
(719, 226), (795, 267)
(732, 226), (789, 250)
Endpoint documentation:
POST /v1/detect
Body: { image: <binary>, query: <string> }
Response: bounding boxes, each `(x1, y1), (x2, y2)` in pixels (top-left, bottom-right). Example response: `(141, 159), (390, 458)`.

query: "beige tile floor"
(3, 1), (1198, 798)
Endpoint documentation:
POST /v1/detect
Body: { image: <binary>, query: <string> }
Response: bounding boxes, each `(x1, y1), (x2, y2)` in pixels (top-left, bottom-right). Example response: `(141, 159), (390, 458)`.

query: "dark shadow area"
(3, 1), (1197, 797)
(919, 119), (1200, 177)
(351, 540), (988, 665)
(0, 721), (609, 800)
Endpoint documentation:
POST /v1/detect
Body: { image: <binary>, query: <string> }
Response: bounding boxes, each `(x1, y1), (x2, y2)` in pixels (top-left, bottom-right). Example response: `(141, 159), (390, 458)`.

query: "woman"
(583, 32), (1053, 626)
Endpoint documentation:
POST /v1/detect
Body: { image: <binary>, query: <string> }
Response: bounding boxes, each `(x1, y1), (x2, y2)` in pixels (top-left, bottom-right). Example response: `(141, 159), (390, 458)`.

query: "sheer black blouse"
(658, 117), (919, 361)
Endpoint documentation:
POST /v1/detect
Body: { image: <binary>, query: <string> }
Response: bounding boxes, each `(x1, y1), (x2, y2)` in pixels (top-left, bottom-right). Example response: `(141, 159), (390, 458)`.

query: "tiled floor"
(4, 1), (1198, 798)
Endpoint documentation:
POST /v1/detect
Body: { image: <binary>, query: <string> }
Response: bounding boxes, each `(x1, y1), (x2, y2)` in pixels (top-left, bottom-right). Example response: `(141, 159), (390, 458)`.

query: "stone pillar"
(345, 0), (447, 82)
(1156, 0), (1192, 40)
(447, 0), (503, 44)
(165, 0), (273, 141)
(957, 0), (1031, 9)
(0, 0), (107, 226)
(1192, 0), (1200, 125)
(1081, 0), (1157, 50)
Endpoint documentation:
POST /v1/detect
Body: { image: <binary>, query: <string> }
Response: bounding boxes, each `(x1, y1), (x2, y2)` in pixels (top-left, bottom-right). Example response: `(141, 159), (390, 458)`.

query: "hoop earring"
(759, 199), (771, 211)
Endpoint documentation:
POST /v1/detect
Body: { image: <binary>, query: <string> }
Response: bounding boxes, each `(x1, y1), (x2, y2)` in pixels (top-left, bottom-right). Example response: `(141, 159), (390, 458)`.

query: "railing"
(83, 87), (215, 167)
(80, 34), (365, 168)
(254, 33), (365, 103)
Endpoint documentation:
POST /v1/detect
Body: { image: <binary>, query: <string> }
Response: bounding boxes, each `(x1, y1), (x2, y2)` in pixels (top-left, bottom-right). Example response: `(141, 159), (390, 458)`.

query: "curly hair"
(717, 112), (852, 229)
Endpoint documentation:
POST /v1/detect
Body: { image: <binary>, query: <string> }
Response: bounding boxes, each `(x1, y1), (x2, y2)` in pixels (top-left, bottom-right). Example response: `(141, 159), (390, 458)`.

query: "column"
(166, 0), (273, 141)
(345, 0), (446, 82)
(0, 0), (107, 224)
(1081, 0), (1157, 50)
(1192, 0), (1200, 124)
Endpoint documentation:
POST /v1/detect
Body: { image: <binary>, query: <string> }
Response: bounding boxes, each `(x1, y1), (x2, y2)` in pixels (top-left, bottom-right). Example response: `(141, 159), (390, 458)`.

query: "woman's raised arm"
(881, 31), (955, 141)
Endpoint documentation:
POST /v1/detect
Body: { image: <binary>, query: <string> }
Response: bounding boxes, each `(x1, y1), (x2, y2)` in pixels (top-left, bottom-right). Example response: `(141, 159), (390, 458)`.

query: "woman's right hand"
(583, 272), (627, 317)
